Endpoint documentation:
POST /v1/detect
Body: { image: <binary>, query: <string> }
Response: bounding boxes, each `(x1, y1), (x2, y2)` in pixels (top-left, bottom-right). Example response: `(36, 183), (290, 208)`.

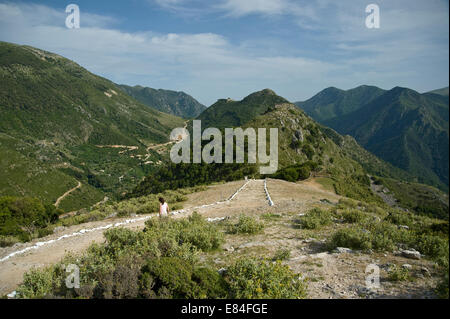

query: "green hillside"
(295, 85), (385, 122)
(134, 89), (448, 218)
(196, 89), (289, 129)
(428, 87), (449, 97)
(323, 87), (449, 191)
(0, 41), (184, 210)
(119, 84), (206, 118)
(196, 88), (414, 186)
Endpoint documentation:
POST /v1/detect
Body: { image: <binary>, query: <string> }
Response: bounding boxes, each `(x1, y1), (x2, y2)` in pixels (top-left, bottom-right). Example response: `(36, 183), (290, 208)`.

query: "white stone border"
(0, 179), (252, 263)
(264, 179), (274, 206)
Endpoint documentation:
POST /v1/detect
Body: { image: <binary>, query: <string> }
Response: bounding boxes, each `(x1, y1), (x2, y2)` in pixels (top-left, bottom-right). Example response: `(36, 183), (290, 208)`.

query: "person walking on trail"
(159, 197), (170, 218)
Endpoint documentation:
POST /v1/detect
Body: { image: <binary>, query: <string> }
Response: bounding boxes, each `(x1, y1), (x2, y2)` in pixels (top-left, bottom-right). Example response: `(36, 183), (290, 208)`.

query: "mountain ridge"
(319, 87), (449, 191)
(0, 41), (184, 209)
(119, 84), (206, 118)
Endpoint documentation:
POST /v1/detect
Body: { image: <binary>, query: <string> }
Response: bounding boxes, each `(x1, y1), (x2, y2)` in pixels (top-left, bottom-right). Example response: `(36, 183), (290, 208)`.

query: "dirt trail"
(0, 179), (251, 294)
(54, 181), (82, 207)
(147, 121), (188, 151)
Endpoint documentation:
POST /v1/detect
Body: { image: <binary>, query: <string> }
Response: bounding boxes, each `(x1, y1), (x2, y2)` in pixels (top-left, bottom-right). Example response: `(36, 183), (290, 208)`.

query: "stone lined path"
(0, 179), (263, 295)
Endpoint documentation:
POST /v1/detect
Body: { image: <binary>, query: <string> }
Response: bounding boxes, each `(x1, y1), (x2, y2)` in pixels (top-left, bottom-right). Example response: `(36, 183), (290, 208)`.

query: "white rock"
(7, 291), (17, 299)
(402, 264), (412, 270)
(334, 247), (353, 254)
(400, 249), (421, 260)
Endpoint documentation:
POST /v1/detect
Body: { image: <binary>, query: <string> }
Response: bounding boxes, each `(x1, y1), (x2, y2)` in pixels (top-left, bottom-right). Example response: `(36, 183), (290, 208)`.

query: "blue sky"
(0, 0), (448, 106)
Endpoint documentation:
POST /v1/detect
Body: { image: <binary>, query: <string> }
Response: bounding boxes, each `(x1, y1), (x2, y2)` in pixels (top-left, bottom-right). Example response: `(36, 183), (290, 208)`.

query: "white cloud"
(219, 0), (289, 16)
(0, 2), (339, 104)
(0, 1), (448, 104)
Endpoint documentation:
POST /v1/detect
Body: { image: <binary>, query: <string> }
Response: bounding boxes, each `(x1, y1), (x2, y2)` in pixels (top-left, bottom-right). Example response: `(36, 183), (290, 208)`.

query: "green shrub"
(228, 215), (264, 235)
(279, 168), (298, 182)
(436, 270), (449, 299)
(328, 227), (372, 251)
(16, 267), (58, 298)
(141, 257), (196, 298)
(337, 198), (359, 209)
(192, 267), (229, 299)
(385, 210), (415, 227)
(414, 234), (449, 265)
(261, 213), (282, 221)
(0, 196), (61, 242)
(302, 144), (314, 160)
(225, 258), (307, 299)
(388, 265), (411, 282)
(296, 208), (332, 230)
(272, 248), (291, 261)
(145, 212), (223, 252)
(0, 235), (19, 247)
(37, 227), (54, 238)
(141, 257), (228, 299)
(176, 212), (224, 251)
(341, 208), (367, 223)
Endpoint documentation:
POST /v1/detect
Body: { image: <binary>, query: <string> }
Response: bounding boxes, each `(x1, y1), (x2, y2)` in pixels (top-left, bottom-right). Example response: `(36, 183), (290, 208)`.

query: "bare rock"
(53, 226), (65, 234)
(402, 264), (413, 270)
(400, 249), (421, 260)
(333, 247), (353, 254)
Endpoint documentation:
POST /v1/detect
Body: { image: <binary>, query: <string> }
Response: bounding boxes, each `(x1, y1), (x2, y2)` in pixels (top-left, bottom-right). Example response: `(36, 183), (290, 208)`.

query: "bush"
(98, 254), (143, 299)
(338, 198), (359, 209)
(388, 265), (411, 282)
(436, 270), (449, 299)
(228, 215), (264, 235)
(0, 196), (62, 242)
(261, 213), (282, 221)
(279, 168), (298, 182)
(414, 234), (449, 265)
(272, 248), (291, 261)
(141, 257), (228, 299)
(0, 235), (19, 247)
(341, 209), (367, 224)
(17, 268), (57, 298)
(296, 208), (332, 230)
(272, 163), (312, 182)
(176, 212), (224, 251)
(225, 258), (307, 299)
(302, 144), (315, 160)
(145, 212), (224, 252)
(328, 227), (372, 251)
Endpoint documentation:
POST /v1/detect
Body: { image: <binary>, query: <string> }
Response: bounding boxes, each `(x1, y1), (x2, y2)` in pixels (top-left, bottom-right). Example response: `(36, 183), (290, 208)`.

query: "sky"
(0, 0), (448, 106)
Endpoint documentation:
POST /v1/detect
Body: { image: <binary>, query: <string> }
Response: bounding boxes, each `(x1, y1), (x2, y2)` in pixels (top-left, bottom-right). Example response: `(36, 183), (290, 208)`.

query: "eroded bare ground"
(0, 178), (441, 298)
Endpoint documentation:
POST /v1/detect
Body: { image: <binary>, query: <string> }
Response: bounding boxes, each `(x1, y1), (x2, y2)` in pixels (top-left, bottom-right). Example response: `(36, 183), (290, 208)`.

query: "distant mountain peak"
(196, 89), (292, 129)
(427, 87), (449, 97)
(118, 84), (206, 118)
